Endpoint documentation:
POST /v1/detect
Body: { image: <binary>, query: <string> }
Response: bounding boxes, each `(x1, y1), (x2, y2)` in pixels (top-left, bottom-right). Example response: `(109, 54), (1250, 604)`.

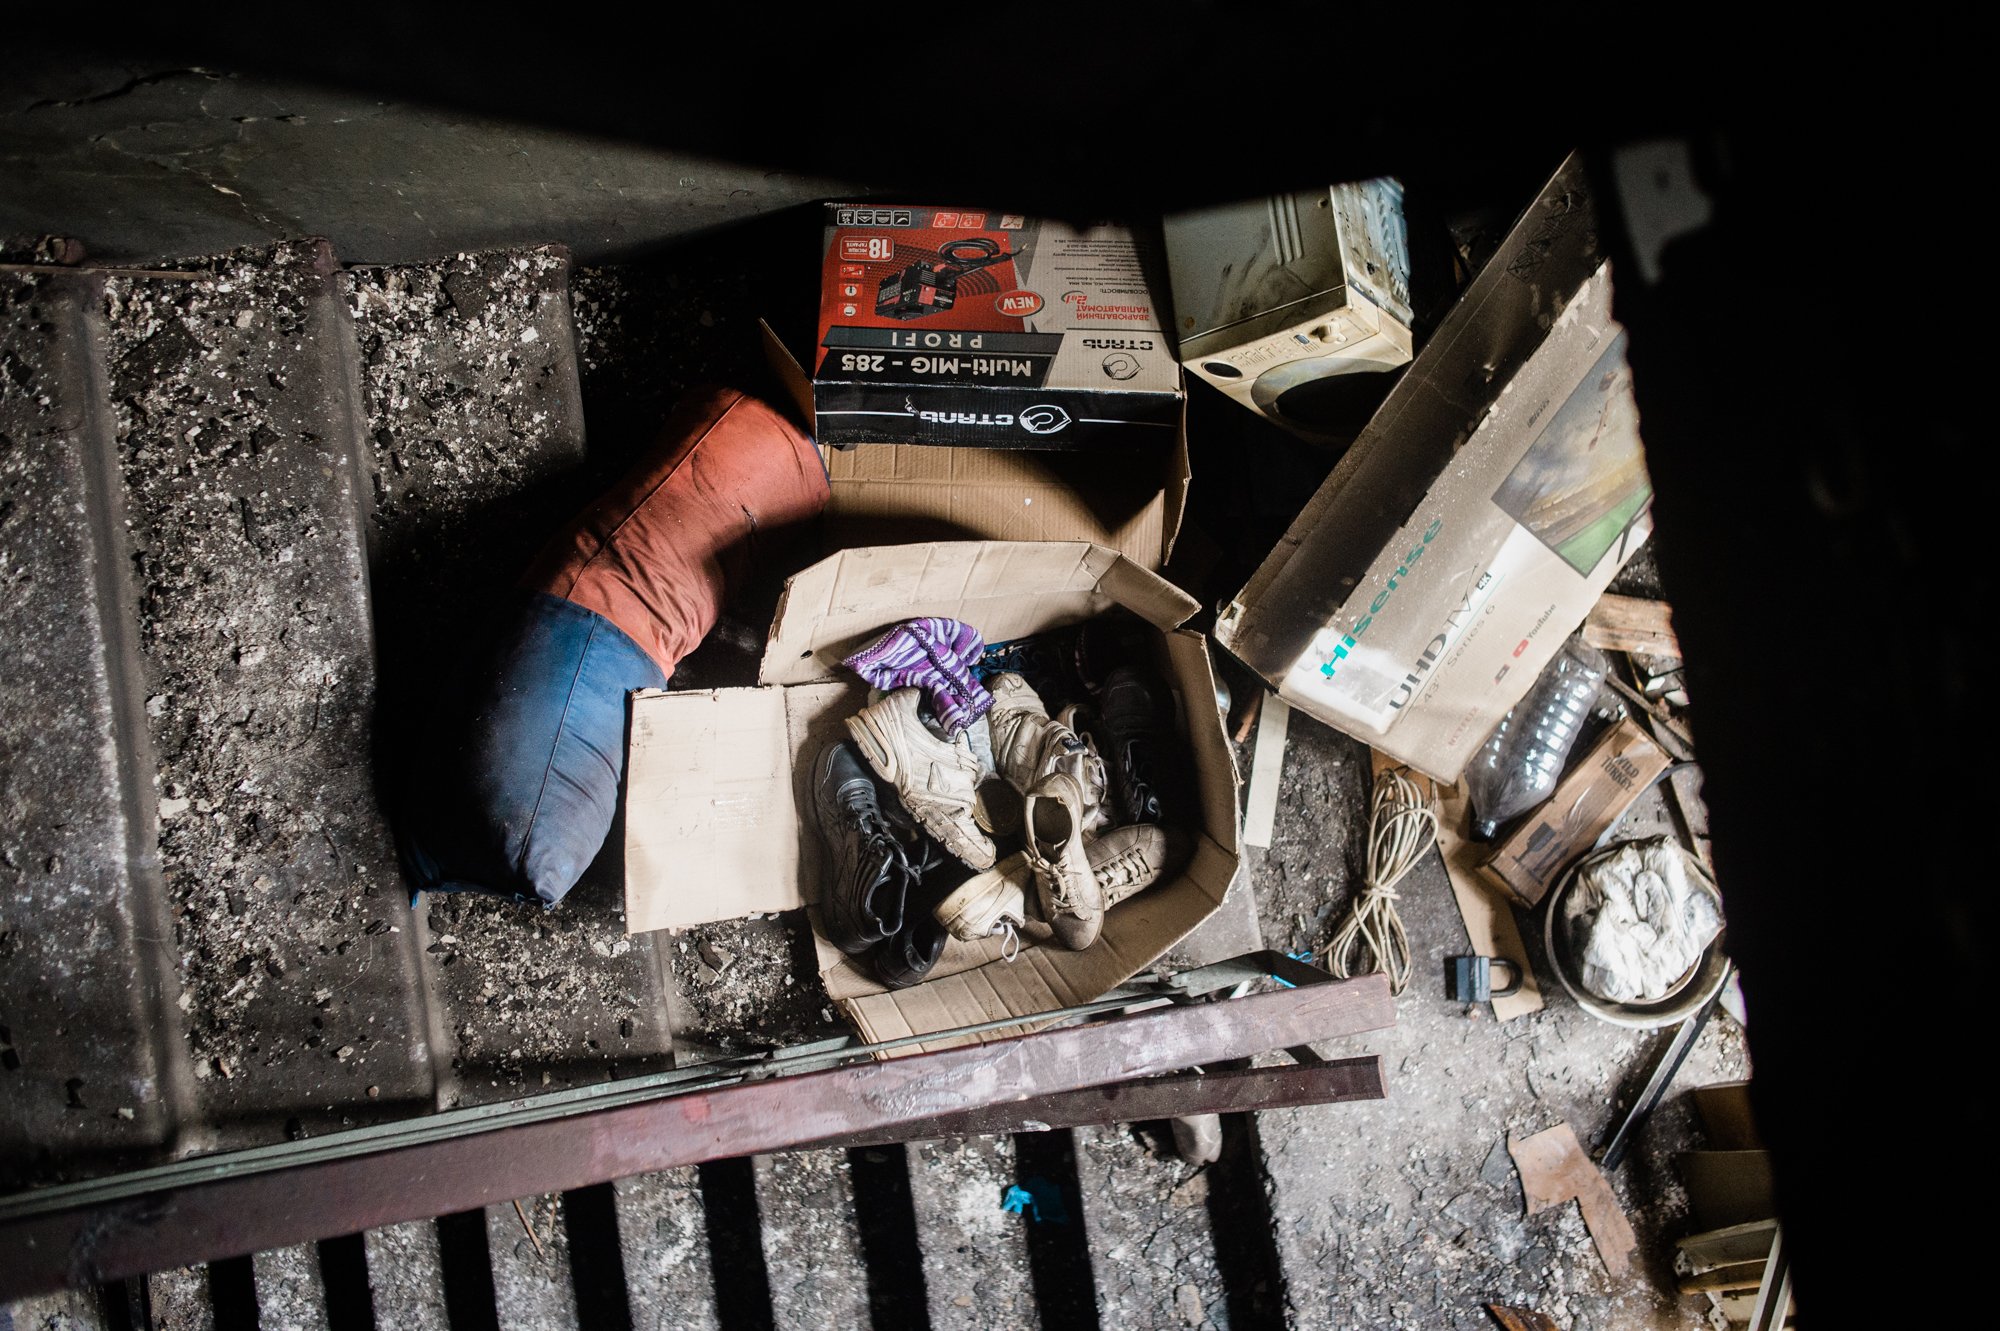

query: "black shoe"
(1073, 612), (1154, 696)
(814, 740), (917, 955)
(870, 835), (970, 989)
(1085, 665), (1185, 826)
(872, 912), (950, 989)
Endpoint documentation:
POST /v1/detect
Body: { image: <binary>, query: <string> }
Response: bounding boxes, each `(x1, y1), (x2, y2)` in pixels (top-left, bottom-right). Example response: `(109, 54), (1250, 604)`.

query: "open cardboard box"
(763, 323), (1189, 572)
(622, 541), (1242, 1051)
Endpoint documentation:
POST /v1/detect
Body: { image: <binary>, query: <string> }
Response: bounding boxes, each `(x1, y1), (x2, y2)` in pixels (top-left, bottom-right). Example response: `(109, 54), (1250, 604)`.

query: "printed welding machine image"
(875, 237), (1015, 319)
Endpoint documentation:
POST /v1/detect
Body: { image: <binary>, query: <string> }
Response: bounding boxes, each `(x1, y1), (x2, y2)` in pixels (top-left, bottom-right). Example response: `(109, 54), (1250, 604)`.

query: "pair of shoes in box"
(824, 661), (1187, 985)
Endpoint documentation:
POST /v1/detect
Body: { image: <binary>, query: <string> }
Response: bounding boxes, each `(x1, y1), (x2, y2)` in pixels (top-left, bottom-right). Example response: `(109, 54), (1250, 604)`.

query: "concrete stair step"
(486, 1194), (578, 1331)
(360, 1219), (451, 1331)
(0, 1286), (107, 1330)
(249, 1244), (329, 1331)
(612, 1167), (721, 1331)
(100, 239), (439, 1138)
(141, 1268), (212, 1331)
(1073, 1123), (1230, 1330)
(348, 246), (677, 1101)
(906, 1135), (1042, 1329)
(755, 1149), (874, 1330)
(0, 269), (185, 1185)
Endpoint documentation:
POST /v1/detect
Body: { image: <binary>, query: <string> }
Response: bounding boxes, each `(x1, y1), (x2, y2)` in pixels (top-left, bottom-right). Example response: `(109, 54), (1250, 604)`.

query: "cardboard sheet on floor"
(1370, 749), (1542, 1019)
(1509, 1122), (1637, 1277)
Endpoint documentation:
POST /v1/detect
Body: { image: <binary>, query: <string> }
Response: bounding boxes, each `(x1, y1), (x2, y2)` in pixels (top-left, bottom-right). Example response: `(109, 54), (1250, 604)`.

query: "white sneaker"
(1023, 771), (1104, 949)
(845, 688), (996, 870)
(936, 824), (1191, 944)
(987, 673), (1110, 833)
(936, 851), (1036, 944)
(1090, 824), (1191, 907)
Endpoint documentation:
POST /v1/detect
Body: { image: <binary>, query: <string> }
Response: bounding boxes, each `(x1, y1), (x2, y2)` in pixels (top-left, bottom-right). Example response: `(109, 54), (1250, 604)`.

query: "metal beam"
(0, 972), (1393, 1300)
(796, 1057), (1387, 1152)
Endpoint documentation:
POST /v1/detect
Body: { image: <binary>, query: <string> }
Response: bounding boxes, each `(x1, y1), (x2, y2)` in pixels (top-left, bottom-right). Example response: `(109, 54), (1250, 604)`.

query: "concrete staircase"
(0, 239), (1303, 1331)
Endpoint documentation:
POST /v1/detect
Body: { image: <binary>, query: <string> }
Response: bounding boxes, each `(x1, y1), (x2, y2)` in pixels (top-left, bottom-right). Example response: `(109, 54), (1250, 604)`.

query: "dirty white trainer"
(936, 851), (1035, 943)
(845, 687), (996, 870)
(1024, 770), (1104, 949)
(987, 672), (1110, 832)
(937, 826), (1190, 944)
(1089, 824), (1190, 908)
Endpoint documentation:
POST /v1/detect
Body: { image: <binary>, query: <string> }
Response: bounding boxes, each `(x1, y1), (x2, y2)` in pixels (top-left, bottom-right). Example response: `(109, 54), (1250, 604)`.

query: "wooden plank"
(1243, 695), (1291, 848)
(1676, 1218), (1778, 1271)
(1582, 593), (1680, 656)
(1509, 1122), (1638, 1277)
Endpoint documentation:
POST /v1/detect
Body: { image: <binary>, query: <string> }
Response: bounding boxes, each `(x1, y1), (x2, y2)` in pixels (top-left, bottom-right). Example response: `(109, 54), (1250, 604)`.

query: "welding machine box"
(1164, 178), (1414, 444)
(813, 205), (1182, 451)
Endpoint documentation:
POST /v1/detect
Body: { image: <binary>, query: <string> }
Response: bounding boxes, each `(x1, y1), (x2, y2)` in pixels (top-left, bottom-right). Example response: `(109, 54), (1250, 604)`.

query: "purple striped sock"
(844, 617), (992, 737)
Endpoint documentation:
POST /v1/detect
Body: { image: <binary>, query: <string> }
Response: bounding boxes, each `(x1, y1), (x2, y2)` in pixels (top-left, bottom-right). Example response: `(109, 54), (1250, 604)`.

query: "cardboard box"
(1214, 155), (1653, 782)
(1164, 179), (1415, 442)
(1481, 717), (1672, 908)
(811, 205), (1182, 451)
(621, 541), (1242, 1049)
(765, 324), (1188, 572)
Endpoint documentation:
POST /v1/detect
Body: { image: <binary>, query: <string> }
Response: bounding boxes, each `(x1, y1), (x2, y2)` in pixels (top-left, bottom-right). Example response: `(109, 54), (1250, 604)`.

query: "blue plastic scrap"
(1000, 1185), (1040, 1221)
(1000, 1176), (1070, 1224)
(1271, 949), (1316, 989)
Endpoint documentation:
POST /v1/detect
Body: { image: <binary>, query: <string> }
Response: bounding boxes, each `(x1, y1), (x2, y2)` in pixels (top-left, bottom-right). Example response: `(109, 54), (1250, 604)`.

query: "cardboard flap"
(760, 319), (817, 435)
(818, 442), (1174, 568)
(759, 541), (1195, 687)
(623, 686), (803, 932)
(1168, 629), (1241, 857)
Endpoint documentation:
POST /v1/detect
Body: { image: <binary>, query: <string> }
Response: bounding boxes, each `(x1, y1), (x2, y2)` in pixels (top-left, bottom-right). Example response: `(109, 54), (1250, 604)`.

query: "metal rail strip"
(0, 956), (1390, 1301)
(799, 1057), (1388, 1152)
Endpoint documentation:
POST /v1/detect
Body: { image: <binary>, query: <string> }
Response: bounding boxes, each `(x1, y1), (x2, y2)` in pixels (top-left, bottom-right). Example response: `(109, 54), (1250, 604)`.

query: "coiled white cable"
(1325, 767), (1437, 995)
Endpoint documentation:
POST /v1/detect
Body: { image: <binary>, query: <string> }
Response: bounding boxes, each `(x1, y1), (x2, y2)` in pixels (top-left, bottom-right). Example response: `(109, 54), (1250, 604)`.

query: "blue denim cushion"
(399, 593), (668, 906)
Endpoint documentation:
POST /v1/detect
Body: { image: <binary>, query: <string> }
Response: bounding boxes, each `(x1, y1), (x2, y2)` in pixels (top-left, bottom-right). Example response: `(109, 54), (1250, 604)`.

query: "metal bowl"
(1542, 841), (1729, 1030)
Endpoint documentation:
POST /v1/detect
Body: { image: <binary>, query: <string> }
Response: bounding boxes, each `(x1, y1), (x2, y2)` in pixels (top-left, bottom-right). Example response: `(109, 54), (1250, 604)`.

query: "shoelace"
(1092, 844), (1150, 889)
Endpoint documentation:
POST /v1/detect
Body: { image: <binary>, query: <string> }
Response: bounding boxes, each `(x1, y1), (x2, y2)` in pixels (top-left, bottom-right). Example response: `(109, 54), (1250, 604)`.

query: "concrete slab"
(0, 1286), (105, 1331)
(486, 1195), (578, 1331)
(101, 240), (441, 1138)
(0, 270), (183, 1184)
(754, 1150), (871, 1331)
(141, 1268), (211, 1331)
(249, 1245), (327, 1331)
(612, 1169), (720, 1331)
(906, 1136), (1040, 1330)
(1073, 1124), (1229, 1330)
(362, 1220), (451, 1331)
(351, 246), (678, 1102)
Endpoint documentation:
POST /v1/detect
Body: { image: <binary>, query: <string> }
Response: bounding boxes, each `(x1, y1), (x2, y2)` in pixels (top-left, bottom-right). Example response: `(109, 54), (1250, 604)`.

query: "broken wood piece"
(1509, 1121), (1638, 1277)
(511, 1197), (548, 1263)
(1485, 1305), (1562, 1331)
(1242, 695), (1290, 848)
(1677, 1260), (1766, 1294)
(1601, 673), (1695, 750)
(1676, 1217), (1777, 1272)
(1582, 593), (1679, 657)
(1231, 682), (1263, 745)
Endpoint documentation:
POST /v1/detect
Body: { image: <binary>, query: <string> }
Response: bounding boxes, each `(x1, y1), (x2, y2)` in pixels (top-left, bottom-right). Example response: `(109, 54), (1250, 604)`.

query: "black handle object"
(1597, 965), (1732, 1169)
